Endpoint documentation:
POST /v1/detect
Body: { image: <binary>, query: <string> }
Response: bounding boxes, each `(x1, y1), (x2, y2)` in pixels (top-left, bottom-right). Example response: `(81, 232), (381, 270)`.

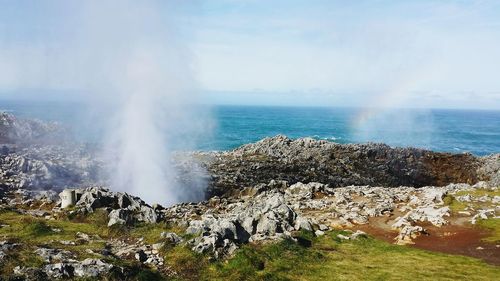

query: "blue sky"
(1, 0), (500, 109)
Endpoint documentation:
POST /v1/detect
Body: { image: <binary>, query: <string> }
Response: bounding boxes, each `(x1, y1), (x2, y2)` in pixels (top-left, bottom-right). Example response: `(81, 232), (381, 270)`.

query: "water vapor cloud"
(0, 0), (210, 205)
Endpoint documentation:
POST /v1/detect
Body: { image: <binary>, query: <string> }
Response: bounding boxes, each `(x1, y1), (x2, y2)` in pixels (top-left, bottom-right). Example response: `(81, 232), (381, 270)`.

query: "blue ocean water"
(1, 100), (499, 156)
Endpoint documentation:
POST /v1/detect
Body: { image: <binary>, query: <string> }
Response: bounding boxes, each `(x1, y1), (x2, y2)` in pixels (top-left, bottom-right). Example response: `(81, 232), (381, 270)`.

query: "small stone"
(315, 230), (325, 236)
(337, 234), (350, 240)
(318, 224), (329, 231)
(135, 250), (147, 263)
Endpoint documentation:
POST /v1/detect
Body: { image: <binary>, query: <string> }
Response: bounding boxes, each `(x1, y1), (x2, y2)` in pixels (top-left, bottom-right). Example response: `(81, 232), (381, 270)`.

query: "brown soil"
(412, 224), (500, 265)
(352, 218), (500, 266)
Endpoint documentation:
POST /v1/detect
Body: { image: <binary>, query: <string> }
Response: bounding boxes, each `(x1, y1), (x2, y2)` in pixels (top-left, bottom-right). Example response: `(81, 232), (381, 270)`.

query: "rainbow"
(351, 68), (423, 130)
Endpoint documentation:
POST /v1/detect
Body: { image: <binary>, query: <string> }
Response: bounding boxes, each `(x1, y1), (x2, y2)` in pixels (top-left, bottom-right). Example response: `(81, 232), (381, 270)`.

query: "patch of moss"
(0, 246), (45, 277)
(25, 220), (53, 236)
(134, 269), (166, 281)
(162, 245), (208, 281)
(453, 189), (500, 197)
(476, 218), (500, 243)
(443, 194), (468, 212)
(444, 188), (499, 213)
(128, 223), (169, 244)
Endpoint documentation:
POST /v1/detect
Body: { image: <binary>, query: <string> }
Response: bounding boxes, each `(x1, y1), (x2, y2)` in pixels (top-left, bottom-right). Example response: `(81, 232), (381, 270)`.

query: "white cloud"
(1, 0), (499, 109)
(190, 1), (500, 108)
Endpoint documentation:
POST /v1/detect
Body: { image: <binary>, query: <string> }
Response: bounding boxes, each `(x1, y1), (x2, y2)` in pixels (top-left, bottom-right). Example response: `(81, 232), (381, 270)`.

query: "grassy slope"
(444, 188), (500, 243)
(0, 209), (498, 280)
(200, 231), (500, 281)
(0, 209), (176, 279)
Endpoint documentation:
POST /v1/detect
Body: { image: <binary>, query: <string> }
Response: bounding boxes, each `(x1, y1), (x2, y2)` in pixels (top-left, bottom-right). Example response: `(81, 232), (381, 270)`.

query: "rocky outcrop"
(0, 112), (66, 145)
(0, 133), (497, 201)
(201, 135), (497, 197)
(0, 241), (20, 261)
(186, 190), (309, 258)
(61, 187), (160, 226)
(107, 238), (165, 268)
(0, 145), (105, 190)
(478, 154), (500, 187)
(14, 258), (115, 279)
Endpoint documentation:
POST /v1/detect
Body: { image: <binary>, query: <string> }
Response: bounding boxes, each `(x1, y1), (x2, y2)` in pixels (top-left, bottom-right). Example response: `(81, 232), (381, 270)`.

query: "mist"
(0, 1), (211, 205)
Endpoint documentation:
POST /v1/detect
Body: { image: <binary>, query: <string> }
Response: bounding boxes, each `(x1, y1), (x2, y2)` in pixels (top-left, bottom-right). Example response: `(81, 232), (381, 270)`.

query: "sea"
(1, 100), (499, 156)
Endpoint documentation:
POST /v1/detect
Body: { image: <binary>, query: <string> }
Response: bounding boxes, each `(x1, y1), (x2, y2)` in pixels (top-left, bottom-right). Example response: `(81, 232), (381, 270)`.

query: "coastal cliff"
(0, 114), (498, 280)
(202, 135), (498, 197)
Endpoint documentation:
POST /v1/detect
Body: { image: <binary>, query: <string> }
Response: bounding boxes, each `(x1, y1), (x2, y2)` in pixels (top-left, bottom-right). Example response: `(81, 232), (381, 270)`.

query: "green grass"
(446, 189), (500, 211)
(200, 231), (500, 281)
(1, 209), (498, 280)
(129, 222), (184, 244)
(0, 209), (182, 279)
(453, 189), (500, 198)
(162, 245), (208, 281)
(443, 194), (464, 212)
(476, 219), (500, 243)
(444, 189), (499, 213)
(0, 209), (182, 245)
(443, 188), (500, 243)
(0, 209), (110, 245)
(0, 245), (45, 276)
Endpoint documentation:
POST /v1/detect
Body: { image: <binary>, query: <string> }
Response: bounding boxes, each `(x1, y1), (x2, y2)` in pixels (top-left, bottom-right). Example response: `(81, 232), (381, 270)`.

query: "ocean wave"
(311, 135), (342, 141)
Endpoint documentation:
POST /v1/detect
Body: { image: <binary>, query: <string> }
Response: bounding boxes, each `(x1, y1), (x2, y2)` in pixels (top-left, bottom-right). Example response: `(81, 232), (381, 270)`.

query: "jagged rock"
(0, 112), (65, 144)
(75, 232), (91, 241)
(199, 135), (495, 197)
(0, 145), (105, 190)
(191, 235), (238, 259)
(318, 224), (329, 231)
(337, 234), (350, 240)
(477, 154), (500, 187)
(43, 263), (76, 278)
(39, 258), (114, 278)
(106, 239), (164, 268)
(73, 259), (115, 277)
(471, 209), (496, 224)
(315, 230), (325, 236)
(184, 189), (314, 258)
(35, 247), (75, 263)
(351, 230), (367, 239)
(161, 232), (183, 245)
(108, 209), (133, 226)
(395, 225), (427, 245)
(0, 241), (20, 261)
(13, 266), (48, 280)
(405, 206), (451, 226)
(421, 187), (447, 205)
(135, 250), (148, 262)
(337, 230), (366, 241)
(294, 216), (313, 231)
(286, 182), (326, 199)
(63, 187), (160, 226)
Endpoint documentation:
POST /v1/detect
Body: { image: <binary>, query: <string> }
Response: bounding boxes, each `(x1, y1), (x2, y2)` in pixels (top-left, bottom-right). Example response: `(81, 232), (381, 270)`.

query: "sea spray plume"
(0, 0), (210, 204)
(73, 1), (211, 205)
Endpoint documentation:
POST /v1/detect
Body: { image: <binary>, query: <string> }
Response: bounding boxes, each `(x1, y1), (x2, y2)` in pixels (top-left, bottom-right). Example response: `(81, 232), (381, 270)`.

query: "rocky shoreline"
(0, 113), (498, 280)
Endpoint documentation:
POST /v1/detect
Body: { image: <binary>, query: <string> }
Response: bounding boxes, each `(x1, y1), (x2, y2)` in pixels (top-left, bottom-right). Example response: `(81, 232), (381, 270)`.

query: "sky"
(0, 0), (500, 109)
